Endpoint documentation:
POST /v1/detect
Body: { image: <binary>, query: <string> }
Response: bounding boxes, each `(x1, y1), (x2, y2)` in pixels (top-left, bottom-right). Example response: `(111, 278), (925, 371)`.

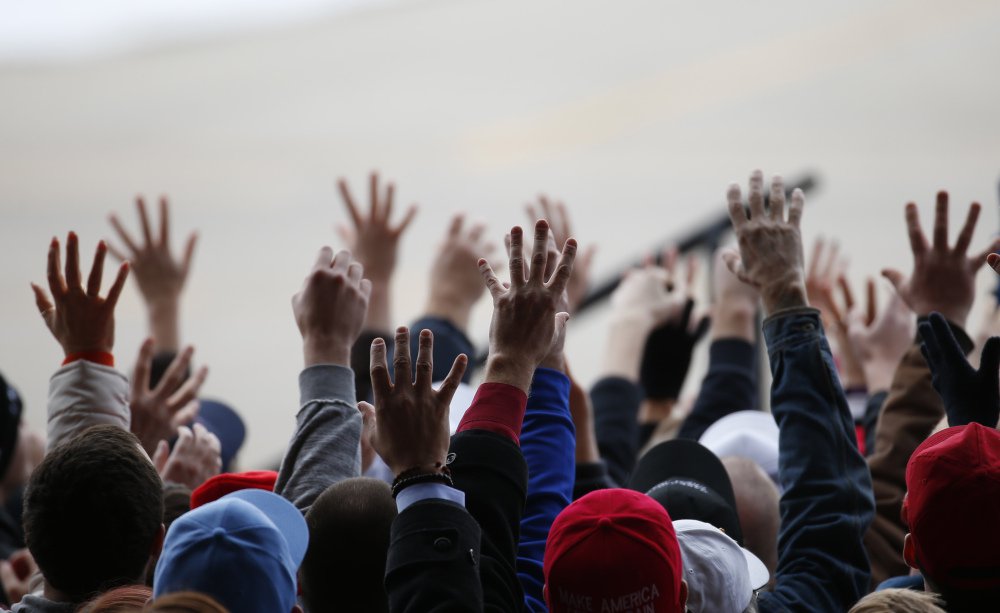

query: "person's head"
(153, 489), (307, 613)
(301, 477), (396, 613)
(628, 439), (744, 545)
(721, 456), (779, 579)
(162, 483), (192, 531)
(848, 588), (945, 613)
(23, 425), (164, 603)
(903, 423), (1000, 611)
(544, 489), (687, 613)
(79, 584), (152, 613)
(673, 519), (768, 613)
(144, 591), (229, 613)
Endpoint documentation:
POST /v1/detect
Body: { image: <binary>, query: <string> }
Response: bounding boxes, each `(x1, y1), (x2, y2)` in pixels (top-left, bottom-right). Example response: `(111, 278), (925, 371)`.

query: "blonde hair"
(848, 588), (945, 613)
(143, 592), (230, 613)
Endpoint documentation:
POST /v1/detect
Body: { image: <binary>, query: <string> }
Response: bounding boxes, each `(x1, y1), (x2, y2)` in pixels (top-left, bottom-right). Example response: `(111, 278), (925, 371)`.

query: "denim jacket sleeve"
(758, 308), (875, 613)
(517, 367), (575, 612)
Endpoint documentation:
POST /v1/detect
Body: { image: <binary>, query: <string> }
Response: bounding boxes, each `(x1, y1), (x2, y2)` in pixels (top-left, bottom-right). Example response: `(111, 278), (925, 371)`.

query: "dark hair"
(23, 425), (163, 602)
(301, 477), (396, 613)
(162, 483), (191, 532)
(79, 584), (152, 613)
(143, 591), (229, 613)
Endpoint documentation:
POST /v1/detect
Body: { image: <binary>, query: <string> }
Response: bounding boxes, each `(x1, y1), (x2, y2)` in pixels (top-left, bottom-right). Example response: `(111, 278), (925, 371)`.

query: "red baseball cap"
(904, 423), (1000, 589)
(544, 489), (684, 613)
(190, 470), (279, 509)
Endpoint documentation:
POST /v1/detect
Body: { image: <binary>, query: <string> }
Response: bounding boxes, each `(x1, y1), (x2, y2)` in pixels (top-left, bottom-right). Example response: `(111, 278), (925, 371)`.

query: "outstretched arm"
(32, 233), (132, 450)
(723, 171), (874, 612)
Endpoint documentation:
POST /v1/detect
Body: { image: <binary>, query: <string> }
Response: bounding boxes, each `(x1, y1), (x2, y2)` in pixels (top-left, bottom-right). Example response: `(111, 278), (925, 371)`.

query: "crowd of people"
(1, 169), (1000, 612)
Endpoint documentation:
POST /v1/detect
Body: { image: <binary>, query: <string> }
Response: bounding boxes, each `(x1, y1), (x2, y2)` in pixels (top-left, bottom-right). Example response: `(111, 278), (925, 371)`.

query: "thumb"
(720, 250), (749, 284)
(881, 268), (906, 292)
(152, 439), (170, 474)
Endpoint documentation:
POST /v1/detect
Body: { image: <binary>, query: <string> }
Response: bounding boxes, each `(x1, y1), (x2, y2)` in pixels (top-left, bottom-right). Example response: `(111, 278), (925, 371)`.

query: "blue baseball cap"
(153, 489), (308, 612)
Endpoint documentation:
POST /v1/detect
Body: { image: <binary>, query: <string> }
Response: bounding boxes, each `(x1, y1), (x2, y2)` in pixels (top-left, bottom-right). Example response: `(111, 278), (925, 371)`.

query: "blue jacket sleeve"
(758, 309), (875, 613)
(591, 376), (642, 485)
(517, 367), (574, 612)
(677, 338), (757, 441)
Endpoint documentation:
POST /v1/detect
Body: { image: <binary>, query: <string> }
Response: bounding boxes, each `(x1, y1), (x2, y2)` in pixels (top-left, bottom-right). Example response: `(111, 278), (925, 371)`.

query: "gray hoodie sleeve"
(47, 360), (131, 451)
(274, 364), (362, 514)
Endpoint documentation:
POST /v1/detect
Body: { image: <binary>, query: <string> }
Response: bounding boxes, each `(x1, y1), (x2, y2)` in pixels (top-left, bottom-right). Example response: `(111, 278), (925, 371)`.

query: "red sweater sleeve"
(62, 351), (115, 367)
(457, 382), (528, 445)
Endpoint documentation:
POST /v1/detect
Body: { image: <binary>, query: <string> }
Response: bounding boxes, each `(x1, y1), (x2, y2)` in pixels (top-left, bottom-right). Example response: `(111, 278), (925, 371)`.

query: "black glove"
(918, 312), (1000, 428)
(639, 298), (710, 401)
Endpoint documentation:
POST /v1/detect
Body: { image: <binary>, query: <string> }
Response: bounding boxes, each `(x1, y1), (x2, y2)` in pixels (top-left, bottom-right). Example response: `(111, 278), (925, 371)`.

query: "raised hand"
(882, 191), (999, 327)
(478, 220), (577, 392)
(153, 423), (222, 490)
(845, 282), (916, 393)
(424, 214), (498, 332)
(723, 170), (808, 313)
(31, 233), (130, 357)
(368, 327), (467, 477)
(109, 196), (196, 350)
(526, 195), (596, 312)
(805, 237), (846, 327)
(336, 172), (417, 331)
(710, 245), (760, 341)
(918, 312), (1000, 427)
(292, 248), (372, 367)
(129, 338), (209, 456)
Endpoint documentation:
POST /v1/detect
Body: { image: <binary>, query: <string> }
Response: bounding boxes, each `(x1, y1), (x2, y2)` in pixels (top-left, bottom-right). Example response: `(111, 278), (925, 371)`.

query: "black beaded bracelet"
(391, 470), (454, 498)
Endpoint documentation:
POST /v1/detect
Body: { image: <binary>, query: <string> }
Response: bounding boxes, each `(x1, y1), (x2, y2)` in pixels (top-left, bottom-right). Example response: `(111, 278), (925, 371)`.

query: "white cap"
(699, 410), (779, 483)
(674, 519), (769, 613)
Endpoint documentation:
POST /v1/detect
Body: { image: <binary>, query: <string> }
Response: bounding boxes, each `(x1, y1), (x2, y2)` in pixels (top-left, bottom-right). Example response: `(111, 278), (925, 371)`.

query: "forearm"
(591, 376), (642, 485)
(423, 294), (473, 335)
(48, 358), (130, 451)
(759, 308), (874, 612)
(147, 299), (180, 352)
(677, 338), (757, 440)
(274, 365), (362, 514)
(365, 282), (393, 333)
(516, 368), (574, 612)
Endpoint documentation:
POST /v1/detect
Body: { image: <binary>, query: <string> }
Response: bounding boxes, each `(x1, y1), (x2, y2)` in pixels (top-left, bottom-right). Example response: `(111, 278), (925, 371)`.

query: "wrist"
(862, 362), (896, 394)
(601, 324), (648, 382)
(639, 398), (675, 424)
(539, 352), (566, 373)
(424, 293), (474, 332)
(302, 338), (351, 367)
(711, 304), (757, 341)
(484, 354), (535, 392)
(760, 278), (809, 314)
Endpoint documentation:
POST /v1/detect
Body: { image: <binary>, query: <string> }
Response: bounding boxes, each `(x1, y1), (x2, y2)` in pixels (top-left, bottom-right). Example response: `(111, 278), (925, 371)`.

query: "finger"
(468, 223), (486, 243)
(173, 425), (194, 455)
(369, 338), (392, 404)
(552, 311), (570, 348)
(46, 237), (67, 298)
(348, 261), (363, 283)
(722, 250), (751, 285)
(360, 278), (373, 300)
(971, 238), (1000, 270)
(543, 230), (560, 282)
(393, 326), (412, 388)
(479, 259), (504, 300)
(821, 286), (845, 327)
(155, 345), (195, 396)
(838, 275), (855, 312)
(30, 283), (55, 329)
(509, 226), (526, 287)
(167, 366), (208, 413)
(865, 278), (877, 326)
(159, 196), (170, 248)
(529, 219), (550, 284)
(547, 239), (578, 296)
(108, 214), (141, 255)
(953, 202), (980, 255)
(337, 179), (363, 229)
(136, 196), (155, 248)
(748, 170), (765, 219)
(663, 246), (678, 278)
(555, 201), (572, 241)
(684, 254), (698, 296)
(414, 329), (434, 389)
(314, 245), (334, 269)
(181, 232), (198, 278)
(693, 314), (711, 339)
(932, 191), (949, 251)
(448, 214), (464, 237)
(153, 440), (170, 474)
(881, 268), (906, 293)
(788, 189), (805, 227)
(436, 354), (468, 405)
(382, 181), (395, 223)
(819, 241), (840, 283)
(106, 242), (129, 263)
(769, 175), (786, 221)
(539, 195), (555, 228)
(331, 249), (351, 274)
(369, 172), (380, 220)
(905, 202), (928, 256)
(726, 183), (747, 229)
(87, 241), (108, 297)
(105, 262), (130, 308)
(808, 237), (824, 280)
(525, 203), (539, 227)
(65, 231), (82, 291)
(170, 400), (200, 429)
(394, 204), (418, 235)
(132, 337), (155, 394)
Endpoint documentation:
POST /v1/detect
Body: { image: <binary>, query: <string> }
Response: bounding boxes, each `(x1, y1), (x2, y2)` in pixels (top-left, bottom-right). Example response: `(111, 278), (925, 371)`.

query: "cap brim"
(196, 399), (246, 468)
(742, 547), (770, 590)
(225, 489), (308, 566)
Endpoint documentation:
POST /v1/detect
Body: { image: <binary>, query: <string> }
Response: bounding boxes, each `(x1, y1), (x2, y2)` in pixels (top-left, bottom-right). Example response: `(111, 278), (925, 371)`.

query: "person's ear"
(543, 584), (548, 606)
(150, 523), (166, 557)
(679, 579), (688, 608)
(903, 533), (917, 569)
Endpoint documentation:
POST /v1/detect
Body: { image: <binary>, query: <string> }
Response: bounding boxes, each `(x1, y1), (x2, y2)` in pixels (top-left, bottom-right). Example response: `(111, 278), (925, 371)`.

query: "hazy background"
(2, 0), (999, 467)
